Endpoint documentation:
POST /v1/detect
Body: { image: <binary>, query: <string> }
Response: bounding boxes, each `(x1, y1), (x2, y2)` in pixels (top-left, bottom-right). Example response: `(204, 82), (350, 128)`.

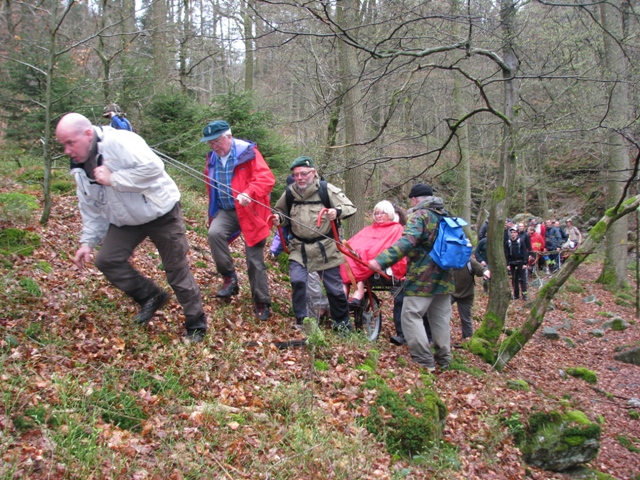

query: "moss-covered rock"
(614, 346), (640, 366)
(565, 367), (597, 384)
(519, 410), (601, 472)
(507, 379), (529, 391)
(363, 384), (447, 457)
(602, 317), (629, 332)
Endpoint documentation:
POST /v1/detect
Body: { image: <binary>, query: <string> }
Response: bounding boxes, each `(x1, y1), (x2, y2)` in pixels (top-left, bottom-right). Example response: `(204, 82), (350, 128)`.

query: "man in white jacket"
(56, 113), (207, 343)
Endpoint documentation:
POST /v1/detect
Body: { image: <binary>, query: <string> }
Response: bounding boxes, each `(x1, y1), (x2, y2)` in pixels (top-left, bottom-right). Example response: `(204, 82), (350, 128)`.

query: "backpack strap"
(286, 180), (331, 212)
(317, 180), (330, 209)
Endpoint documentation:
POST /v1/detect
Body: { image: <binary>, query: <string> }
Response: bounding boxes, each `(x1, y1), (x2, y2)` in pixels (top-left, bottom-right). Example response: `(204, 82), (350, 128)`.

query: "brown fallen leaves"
(1, 188), (639, 479)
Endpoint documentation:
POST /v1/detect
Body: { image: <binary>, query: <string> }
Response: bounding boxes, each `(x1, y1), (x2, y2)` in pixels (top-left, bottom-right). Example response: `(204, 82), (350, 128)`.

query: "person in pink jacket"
(201, 120), (275, 321)
(340, 200), (407, 306)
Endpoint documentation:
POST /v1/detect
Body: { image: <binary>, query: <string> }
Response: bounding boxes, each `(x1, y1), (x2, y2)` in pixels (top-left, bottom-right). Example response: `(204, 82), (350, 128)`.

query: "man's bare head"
(56, 113), (94, 163)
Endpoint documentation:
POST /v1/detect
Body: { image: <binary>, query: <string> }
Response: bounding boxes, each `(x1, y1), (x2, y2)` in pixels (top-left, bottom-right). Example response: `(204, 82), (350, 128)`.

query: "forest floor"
(0, 176), (639, 479)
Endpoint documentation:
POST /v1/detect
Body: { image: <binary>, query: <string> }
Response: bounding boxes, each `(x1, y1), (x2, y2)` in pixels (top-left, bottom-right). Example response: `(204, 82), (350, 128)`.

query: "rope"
(152, 148), (337, 244)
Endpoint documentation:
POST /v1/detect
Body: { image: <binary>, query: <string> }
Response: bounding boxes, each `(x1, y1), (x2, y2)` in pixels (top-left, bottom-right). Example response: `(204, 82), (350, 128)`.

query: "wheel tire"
(354, 292), (382, 341)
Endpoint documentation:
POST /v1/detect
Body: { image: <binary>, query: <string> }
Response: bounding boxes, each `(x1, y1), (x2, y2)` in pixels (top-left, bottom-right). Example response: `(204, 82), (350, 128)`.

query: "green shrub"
(19, 277), (42, 297)
(314, 360), (329, 371)
(51, 179), (75, 194)
(0, 193), (39, 225)
(503, 412), (526, 444)
(0, 228), (41, 256)
(363, 384), (447, 457)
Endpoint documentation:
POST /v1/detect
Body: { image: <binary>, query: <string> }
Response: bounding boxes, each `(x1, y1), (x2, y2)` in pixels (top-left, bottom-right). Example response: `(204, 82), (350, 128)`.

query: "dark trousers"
(290, 261), (351, 329)
(451, 297), (474, 338)
(510, 264), (527, 299)
(95, 203), (206, 332)
(208, 208), (270, 304)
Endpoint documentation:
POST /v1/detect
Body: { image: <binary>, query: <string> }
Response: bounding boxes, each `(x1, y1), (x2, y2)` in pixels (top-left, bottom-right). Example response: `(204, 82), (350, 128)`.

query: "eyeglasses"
(292, 170), (314, 179)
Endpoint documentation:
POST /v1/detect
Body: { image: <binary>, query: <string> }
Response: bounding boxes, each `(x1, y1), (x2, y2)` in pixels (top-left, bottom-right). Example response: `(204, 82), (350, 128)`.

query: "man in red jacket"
(201, 120), (275, 320)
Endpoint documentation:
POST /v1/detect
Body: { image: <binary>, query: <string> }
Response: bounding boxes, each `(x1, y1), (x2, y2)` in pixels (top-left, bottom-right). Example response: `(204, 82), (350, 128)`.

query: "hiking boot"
(348, 297), (362, 307)
(522, 293), (528, 301)
(332, 321), (354, 337)
(184, 329), (206, 344)
(254, 303), (271, 321)
(216, 274), (239, 298)
(390, 335), (407, 346)
(317, 307), (330, 320)
(293, 317), (304, 330)
(134, 291), (170, 324)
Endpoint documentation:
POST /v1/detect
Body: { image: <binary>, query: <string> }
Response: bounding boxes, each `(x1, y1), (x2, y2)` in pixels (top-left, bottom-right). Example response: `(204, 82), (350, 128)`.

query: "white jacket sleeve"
(100, 132), (166, 193)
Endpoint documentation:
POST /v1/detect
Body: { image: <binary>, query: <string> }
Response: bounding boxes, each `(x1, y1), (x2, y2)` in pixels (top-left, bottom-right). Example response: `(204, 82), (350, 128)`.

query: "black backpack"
(284, 180), (342, 243)
(285, 180), (334, 221)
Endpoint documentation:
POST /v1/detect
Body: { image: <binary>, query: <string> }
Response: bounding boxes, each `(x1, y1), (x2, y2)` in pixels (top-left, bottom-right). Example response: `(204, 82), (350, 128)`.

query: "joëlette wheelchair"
(347, 272), (404, 341)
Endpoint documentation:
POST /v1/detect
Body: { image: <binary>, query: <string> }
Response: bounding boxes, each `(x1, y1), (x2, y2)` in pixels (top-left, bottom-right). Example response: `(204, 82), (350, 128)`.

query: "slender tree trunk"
(597, 0), (631, 288)
(151, 0), (170, 81)
(178, 0), (191, 93)
(336, 0), (366, 237)
(41, 0), (66, 225)
(452, 0), (471, 227)
(243, 0), (254, 91)
(475, 0), (519, 344)
(454, 76), (471, 224)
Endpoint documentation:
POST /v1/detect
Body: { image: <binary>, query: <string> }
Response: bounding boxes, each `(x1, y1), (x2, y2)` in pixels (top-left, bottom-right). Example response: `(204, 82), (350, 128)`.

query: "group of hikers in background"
(475, 216), (583, 301)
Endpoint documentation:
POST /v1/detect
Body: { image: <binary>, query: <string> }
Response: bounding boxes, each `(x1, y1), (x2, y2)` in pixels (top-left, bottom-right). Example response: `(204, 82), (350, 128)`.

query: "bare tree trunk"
(475, 0), (519, 345)
(40, 2), (60, 225)
(151, 0), (171, 81)
(452, 0), (471, 227)
(178, 0), (191, 93)
(453, 75), (471, 224)
(243, 0), (254, 91)
(597, 0), (631, 289)
(336, 0), (366, 237)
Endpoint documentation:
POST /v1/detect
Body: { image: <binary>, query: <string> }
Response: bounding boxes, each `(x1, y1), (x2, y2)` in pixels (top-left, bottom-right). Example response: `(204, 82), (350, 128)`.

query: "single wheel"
(353, 291), (382, 341)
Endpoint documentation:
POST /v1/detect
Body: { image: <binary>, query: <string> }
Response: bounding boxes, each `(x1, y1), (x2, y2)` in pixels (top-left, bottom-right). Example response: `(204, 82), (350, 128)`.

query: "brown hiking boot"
(254, 303), (271, 321)
(216, 274), (239, 298)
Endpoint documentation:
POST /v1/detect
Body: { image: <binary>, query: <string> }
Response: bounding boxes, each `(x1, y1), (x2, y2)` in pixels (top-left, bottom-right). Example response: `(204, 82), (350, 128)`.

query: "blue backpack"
(429, 213), (473, 270)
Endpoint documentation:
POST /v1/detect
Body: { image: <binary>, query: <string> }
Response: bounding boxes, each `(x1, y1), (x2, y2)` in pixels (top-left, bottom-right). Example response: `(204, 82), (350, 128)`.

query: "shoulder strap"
(317, 180), (330, 209)
(285, 185), (293, 213)
(285, 180), (331, 212)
